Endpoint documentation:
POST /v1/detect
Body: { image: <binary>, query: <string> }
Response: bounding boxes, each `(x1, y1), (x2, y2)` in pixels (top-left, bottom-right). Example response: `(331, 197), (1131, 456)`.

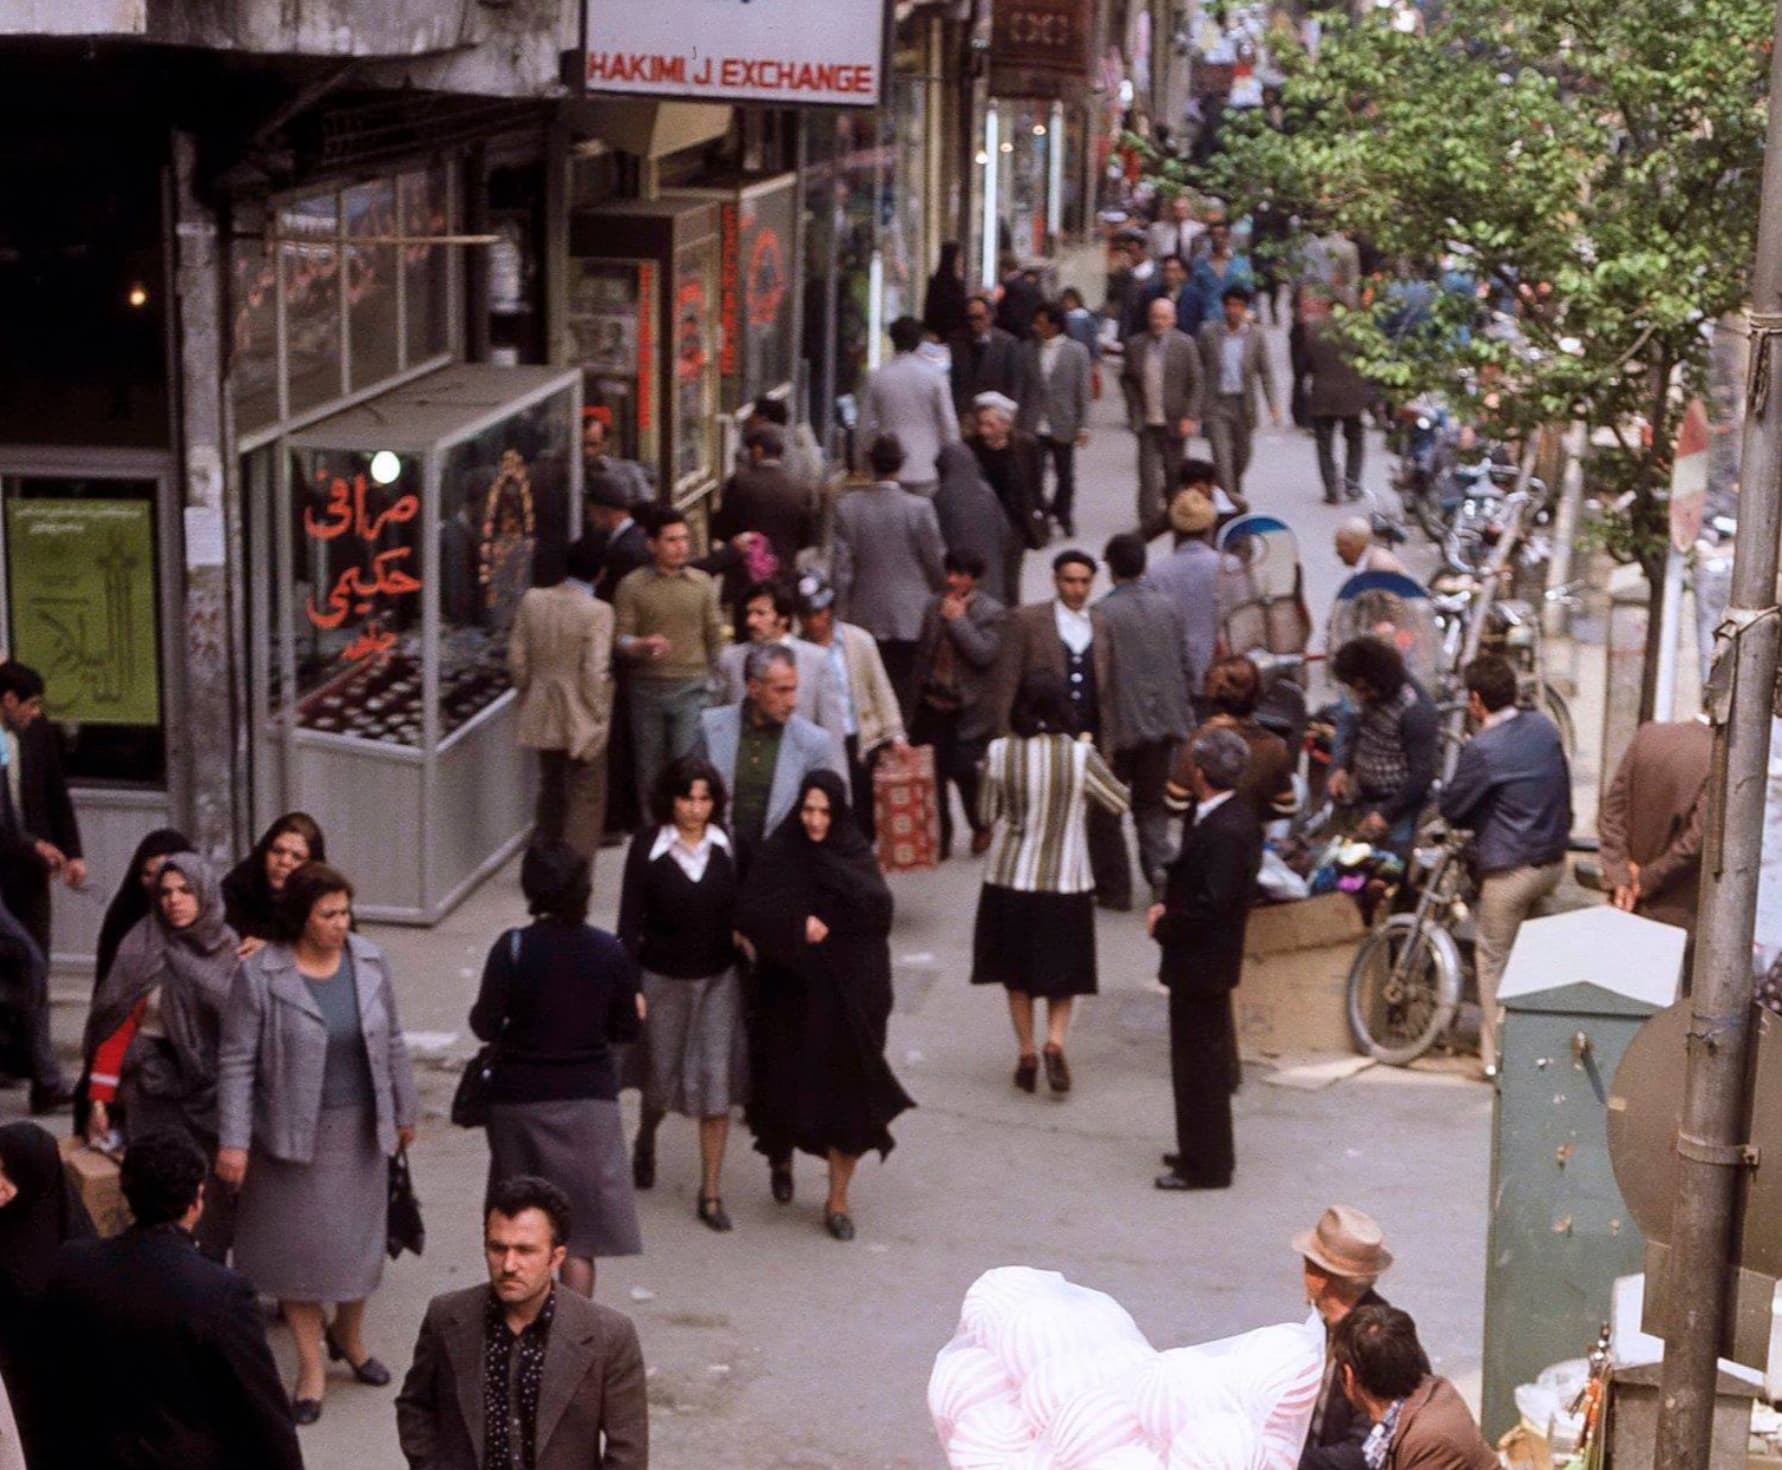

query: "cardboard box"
(57, 1135), (132, 1237)
(1235, 894), (1368, 1057)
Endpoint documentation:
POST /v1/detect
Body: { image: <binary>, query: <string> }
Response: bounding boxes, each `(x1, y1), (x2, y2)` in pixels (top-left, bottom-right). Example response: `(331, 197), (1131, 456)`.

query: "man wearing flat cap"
(1147, 477), (1228, 698)
(968, 392), (1049, 602)
(1295, 1204), (1403, 1470)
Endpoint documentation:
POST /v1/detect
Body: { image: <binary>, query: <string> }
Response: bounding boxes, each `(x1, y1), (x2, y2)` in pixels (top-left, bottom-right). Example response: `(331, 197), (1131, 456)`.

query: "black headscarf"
(221, 813), (327, 942)
(93, 828), (191, 995)
(0, 1122), (92, 1309)
(923, 243), (969, 341)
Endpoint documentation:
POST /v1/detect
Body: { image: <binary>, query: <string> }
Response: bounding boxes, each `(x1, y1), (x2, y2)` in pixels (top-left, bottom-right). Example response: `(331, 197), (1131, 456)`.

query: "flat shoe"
(324, 1329), (391, 1386)
(292, 1398), (322, 1426)
(1042, 1046), (1071, 1093)
(1014, 1054), (1038, 1093)
(697, 1196), (734, 1233)
(770, 1161), (794, 1204)
(826, 1211), (855, 1241)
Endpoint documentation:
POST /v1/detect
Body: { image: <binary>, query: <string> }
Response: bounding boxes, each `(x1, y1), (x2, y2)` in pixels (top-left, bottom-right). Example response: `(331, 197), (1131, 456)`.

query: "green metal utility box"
(1480, 906), (1685, 1439)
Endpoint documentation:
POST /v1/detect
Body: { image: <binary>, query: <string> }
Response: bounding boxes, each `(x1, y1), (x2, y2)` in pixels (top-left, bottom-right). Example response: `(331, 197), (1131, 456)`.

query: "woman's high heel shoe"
(1014, 1054), (1039, 1093)
(325, 1329), (392, 1387)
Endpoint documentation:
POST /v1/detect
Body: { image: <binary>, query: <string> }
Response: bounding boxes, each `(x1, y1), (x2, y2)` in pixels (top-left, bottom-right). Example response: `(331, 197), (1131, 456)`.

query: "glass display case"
(251, 363), (579, 922)
(568, 198), (722, 510)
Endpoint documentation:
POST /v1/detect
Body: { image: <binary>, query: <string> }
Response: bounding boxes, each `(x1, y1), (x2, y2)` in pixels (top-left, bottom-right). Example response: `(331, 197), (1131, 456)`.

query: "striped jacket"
(977, 733), (1130, 894)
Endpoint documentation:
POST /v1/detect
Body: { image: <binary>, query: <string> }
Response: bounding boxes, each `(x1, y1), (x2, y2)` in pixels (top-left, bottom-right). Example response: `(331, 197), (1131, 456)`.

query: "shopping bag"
(57, 1136), (132, 1237)
(387, 1146), (425, 1261)
(874, 745), (940, 873)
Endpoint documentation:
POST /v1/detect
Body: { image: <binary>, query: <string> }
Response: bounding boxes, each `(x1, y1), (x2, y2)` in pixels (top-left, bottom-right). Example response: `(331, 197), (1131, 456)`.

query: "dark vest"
(1063, 637), (1099, 739)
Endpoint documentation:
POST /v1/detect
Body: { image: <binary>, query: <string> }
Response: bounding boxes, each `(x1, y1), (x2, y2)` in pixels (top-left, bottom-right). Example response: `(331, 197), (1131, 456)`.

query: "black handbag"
(386, 1146), (424, 1261)
(451, 928), (519, 1128)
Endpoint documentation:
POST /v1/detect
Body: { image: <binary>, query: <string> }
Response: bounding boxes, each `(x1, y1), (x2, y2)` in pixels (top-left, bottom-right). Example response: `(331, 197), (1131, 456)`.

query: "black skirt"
(971, 885), (1098, 998)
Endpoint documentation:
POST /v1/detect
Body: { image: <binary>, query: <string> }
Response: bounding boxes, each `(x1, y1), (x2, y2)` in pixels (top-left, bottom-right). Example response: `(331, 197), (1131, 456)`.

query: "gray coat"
(831, 482), (947, 642)
(217, 932), (419, 1163)
(1304, 318), (1372, 419)
(933, 444), (1016, 606)
(1120, 328), (1205, 429)
(912, 591), (1007, 742)
(1197, 321), (1278, 426)
(713, 637), (849, 747)
(858, 353), (959, 486)
(396, 1284), (648, 1470)
(694, 705), (847, 837)
(1147, 538), (1225, 693)
(1016, 335), (1092, 442)
(1096, 580), (1195, 751)
(948, 326), (1029, 412)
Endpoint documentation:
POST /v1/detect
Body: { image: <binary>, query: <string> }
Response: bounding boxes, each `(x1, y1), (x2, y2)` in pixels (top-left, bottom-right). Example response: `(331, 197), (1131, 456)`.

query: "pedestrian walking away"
(858, 317), (959, 496)
(619, 757), (747, 1233)
(713, 421), (818, 580)
(973, 670), (1131, 1095)
(736, 771), (915, 1240)
(1306, 291), (1371, 504)
(1438, 655), (1571, 1079)
(922, 242), (970, 342)
(509, 536), (615, 865)
(1122, 298), (1204, 540)
(1147, 486), (1228, 698)
(216, 860), (419, 1423)
(83, 851), (239, 1261)
(934, 442), (1018, 607)
(1017, 301), (1093, 536)
(472, 839), (644, 1296)
(1149, 727), (1262, 1192)
(397, 1175), (649, 1470)
(40, 1130), (304, 1470)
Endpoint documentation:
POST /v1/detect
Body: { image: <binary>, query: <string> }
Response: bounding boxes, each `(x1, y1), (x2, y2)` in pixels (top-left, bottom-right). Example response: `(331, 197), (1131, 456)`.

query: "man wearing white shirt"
(1017, 302), (1093, 536)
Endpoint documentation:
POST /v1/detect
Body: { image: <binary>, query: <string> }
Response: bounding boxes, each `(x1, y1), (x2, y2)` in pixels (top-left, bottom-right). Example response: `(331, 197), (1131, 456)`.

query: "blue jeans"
(629, 677), (710, 813)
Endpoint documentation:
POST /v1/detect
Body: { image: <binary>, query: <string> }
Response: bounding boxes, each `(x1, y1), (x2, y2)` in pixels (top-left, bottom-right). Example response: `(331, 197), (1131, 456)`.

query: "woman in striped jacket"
(970, 669), (1130, 1095)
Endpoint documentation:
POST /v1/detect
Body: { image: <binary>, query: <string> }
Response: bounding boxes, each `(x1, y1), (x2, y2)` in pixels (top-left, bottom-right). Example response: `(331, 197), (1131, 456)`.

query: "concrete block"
(1236, 895), (1366, 1057)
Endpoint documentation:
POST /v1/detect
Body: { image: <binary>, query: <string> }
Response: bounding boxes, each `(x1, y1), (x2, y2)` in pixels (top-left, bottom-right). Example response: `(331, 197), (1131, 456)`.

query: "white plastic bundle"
(928, 1268), (1325, 1470)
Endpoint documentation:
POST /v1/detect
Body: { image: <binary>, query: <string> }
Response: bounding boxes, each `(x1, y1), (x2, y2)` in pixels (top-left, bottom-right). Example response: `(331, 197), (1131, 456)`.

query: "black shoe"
(1014, 1055), (1038, 1093)
(770, 1159), (794, 1204)
(1161, 1152), (1181, 1169)
(325, 1330), (392, 1386)
(1042, 1046), (1071, 1094)
(1154, 1171), (1231, 1192)
(1322, 493), (1341, 506)
(632, 1139), (655, 1191)
(826, 1211), (856, 1241)
(697, 1196), (734, 1233)
(292, 1398), (323, 1426)
(28, 1082), (74, 1115)
(1096, 893), (1133, 913)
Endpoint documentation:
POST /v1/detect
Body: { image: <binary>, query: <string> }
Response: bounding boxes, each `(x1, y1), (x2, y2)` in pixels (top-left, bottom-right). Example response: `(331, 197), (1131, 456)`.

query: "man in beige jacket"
(509, 539), (615, 863)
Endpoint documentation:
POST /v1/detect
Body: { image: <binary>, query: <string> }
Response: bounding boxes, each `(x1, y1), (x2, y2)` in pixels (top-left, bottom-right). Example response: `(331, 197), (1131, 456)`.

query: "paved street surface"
(17, 320), (1491, 1469)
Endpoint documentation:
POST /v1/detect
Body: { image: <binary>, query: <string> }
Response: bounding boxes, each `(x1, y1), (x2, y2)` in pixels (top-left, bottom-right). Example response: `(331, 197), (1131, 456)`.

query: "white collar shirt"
(649, 823), (732, 883)
(1195, 790), (1235, 824)
(1054, 600), (1093, 656)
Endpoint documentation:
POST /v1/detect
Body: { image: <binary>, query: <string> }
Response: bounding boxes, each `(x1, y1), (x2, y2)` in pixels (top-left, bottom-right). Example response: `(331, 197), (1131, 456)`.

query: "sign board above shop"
(578, 0), (888, 108)
(990, 0), (1094, 100)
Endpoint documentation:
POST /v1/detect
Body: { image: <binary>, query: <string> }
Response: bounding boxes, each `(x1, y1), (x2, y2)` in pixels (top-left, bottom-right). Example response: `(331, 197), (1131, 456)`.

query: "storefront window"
(346, 179), (401, 393)
(402, 166), (452, 368)
(233, 231), (282, 434)
(738, 180), (797, 402)
(282, 193), (345, 418)
(1, 476), (166, 785)
(569, 260), (657, 468)
(671, 236), (719, 494)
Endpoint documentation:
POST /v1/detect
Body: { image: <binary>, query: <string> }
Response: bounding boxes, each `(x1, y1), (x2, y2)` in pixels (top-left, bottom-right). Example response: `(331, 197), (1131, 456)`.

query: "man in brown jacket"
(509, 539), (614, 864)
(1332, 1305), (1496, 1470)
(1597, 715), (1713, 934)
(397, 1176), (647, 1470)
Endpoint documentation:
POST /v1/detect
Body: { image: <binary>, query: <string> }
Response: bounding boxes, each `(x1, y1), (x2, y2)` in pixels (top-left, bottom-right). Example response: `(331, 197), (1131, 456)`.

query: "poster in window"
(5, 500), (161, 726)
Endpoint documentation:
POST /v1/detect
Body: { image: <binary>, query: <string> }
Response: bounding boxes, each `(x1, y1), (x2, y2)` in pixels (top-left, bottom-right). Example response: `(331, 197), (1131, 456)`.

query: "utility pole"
(1652, 1), (1782, 1463)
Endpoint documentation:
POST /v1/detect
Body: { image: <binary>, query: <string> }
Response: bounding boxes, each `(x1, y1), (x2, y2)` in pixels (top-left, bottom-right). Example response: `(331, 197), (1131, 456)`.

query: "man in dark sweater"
(1328, 638), (1438, 854)
(1440, 654), (1572, 1077)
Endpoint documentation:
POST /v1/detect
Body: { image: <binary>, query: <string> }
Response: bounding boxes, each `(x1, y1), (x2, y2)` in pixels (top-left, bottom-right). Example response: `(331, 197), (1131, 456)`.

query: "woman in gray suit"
(217, 861), (418, 1425)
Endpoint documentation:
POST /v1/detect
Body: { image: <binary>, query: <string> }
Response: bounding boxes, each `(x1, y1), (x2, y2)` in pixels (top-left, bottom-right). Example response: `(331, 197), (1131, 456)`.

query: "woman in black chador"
(737, 771), (914, 1242)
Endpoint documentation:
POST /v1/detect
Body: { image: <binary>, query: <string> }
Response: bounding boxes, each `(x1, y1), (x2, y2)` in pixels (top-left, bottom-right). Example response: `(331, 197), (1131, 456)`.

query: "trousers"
(1204, 396), (1254, 498)
(629, 677), (709, 814)
(1135, 425), (1186, 539)
(1039, 436), (1078, 528)
(909, 704), (986, 853)
(1475, 860), (1565, 1070)
(1313, 415), (1366, 501)
(536, 748), (608, 866)
(1112, 739), (1180, 897)
(1168, 986), (1236, 1185)
(876, 639), (919, 725)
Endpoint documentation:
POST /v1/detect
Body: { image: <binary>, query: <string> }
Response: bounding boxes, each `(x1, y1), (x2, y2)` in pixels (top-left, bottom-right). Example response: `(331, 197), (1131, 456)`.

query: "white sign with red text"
(584, 0), (886, 107)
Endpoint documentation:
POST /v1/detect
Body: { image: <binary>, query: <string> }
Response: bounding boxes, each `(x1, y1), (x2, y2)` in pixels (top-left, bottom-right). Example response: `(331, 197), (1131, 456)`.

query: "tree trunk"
(1638, 547), (1668, 725)
(1636, 351), (1677, 723)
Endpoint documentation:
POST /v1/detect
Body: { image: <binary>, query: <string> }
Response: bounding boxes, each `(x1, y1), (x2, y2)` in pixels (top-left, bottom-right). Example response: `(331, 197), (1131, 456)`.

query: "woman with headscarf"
(737, 771), (914, 1241)
(82, 852), (239, 1260)
(221, 812), (326, 956)
(934, 441), (1016, 606)
(0, 1121), (93, 1464)
(922, 241), (969, 343)
(93, 828), (191, 995)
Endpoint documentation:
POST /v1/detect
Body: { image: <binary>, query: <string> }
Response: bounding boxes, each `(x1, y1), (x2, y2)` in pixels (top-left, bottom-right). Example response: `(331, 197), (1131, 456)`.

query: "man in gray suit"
(1122, 296), (1204, 539)
(832, 434), (947, 717)
(1100, 533), (1196, 900)
(859, 316), (959, 494)
(397, 1176), (648, 1470)
(713, 578), (848, 748)
(694, 643), (846, 858)
(1018, 301), (1093, 537)
(1197, 285), (1279, 503)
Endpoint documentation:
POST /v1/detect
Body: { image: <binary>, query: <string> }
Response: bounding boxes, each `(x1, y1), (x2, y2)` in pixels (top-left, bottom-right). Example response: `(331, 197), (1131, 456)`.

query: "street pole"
(1652, 2), (1782, 1463)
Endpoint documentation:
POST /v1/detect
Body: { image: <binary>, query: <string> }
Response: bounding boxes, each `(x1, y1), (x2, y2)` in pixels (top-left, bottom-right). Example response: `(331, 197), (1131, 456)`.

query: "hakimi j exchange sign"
(583, 0), (887, 107)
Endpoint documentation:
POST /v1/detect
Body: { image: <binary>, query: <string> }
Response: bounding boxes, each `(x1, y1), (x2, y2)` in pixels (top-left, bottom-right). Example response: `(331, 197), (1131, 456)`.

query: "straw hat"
(1169, 487), (1217, 536)
(1293, 1205), (1394, 1280)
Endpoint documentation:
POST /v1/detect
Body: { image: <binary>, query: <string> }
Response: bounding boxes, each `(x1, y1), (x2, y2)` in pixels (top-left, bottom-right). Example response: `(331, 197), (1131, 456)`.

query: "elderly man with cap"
(1296, 1204), (1400, 1470)
(1147, 480), (1227, 698)
(968, 391), (1049, 603)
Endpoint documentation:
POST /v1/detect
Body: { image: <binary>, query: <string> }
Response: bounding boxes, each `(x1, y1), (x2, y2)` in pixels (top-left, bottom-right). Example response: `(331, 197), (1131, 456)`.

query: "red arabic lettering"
(303, 472), (419, 541)
(341, 620), (398, 661)
(304, 548), (421, 630)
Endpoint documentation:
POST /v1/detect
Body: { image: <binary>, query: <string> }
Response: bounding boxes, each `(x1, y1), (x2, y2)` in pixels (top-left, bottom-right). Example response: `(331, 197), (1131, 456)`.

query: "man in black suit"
(949, 294), (1029, 415)
(1148, 726), (1262, 1190)
(0, 661), (80, 1112)
(580, 474), (652, 606)
(41, 1130), (303, 1470)
(1295, 1204), (1399, 1470)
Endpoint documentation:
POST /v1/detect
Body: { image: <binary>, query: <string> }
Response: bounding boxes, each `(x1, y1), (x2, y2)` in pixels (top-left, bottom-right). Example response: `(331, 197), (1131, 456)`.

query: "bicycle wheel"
(1346, 913), (1464, 1066)
(1409, 486), (1447, 544)
(1540, 681), (1576, 758)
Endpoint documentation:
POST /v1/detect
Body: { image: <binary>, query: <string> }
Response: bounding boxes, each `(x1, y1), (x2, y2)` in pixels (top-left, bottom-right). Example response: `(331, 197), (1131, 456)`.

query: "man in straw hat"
(1294, 1204), (1401, 1470)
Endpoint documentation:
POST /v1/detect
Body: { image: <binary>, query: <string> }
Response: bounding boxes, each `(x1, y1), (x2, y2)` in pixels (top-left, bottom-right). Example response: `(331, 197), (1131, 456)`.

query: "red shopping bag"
(873, 745), (940, 873)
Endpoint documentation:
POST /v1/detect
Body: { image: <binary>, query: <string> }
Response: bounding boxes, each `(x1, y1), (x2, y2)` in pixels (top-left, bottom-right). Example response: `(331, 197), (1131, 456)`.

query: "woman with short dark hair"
(619, 757), (744, 1232)
(217, 861), (417, 1422)
(471, 839), (644, 1295)
(221, 812), (327, 956)
(971, 670), (1129, 1094)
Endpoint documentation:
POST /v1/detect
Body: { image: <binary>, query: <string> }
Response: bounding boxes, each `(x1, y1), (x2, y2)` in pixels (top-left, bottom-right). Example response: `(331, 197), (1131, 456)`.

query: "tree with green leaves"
(1175, 0), (1770, 714)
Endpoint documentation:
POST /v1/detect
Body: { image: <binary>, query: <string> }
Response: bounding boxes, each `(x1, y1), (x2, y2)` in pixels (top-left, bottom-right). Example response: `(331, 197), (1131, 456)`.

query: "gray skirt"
(234, 1104), (386, 1302)
(486, 1098), (642, 1260)
(641, 967), (748, 1118)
